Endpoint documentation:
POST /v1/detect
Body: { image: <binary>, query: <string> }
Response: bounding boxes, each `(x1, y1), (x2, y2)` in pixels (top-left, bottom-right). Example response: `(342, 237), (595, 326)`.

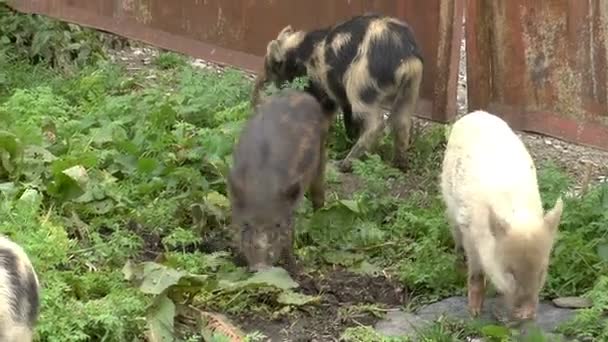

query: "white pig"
(0, 234), (40, 342)
(440, 110), (564, 321)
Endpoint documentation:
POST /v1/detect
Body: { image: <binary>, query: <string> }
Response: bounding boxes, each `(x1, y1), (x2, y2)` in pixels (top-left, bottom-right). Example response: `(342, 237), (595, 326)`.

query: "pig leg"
(466, 252), (486, 316)
(389, 61), (422, 172)
(309, 142), (327, 211)
(448, 216), (467, 273)
(342, 103), (362, 141)
(281, 226), (298, 274)
(338, 107), (385, 172)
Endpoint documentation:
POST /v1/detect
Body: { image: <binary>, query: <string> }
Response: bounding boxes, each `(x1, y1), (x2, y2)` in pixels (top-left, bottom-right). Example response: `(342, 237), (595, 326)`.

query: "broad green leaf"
(339, 199), (360, 213)
(132, 262), (188, 295)
(24, 145), (57, 163)
(277, 291), (319, 306)
(480, 324), (510, 338)
(90, 126), (115, 145)
(19, 188), (41, 204)
(145, 295), (175, 342)
(31, 30), (52, 56)
(241, 267), (298, 290)
(62, 165), (89, 187)
(122, 260), (140, 281)
(0, 130), (22, 157)
(47, 165), (89, 200)
(123, 261), (212, 295)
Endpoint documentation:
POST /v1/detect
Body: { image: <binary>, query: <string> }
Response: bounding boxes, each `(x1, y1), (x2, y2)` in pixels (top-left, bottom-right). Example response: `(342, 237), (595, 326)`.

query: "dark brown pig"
(228, 89), (334, 273)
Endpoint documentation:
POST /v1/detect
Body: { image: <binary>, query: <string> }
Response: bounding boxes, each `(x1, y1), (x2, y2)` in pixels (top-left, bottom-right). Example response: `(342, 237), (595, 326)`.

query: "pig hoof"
(468, 305), (482, 317)
(338, 159), (353, 173)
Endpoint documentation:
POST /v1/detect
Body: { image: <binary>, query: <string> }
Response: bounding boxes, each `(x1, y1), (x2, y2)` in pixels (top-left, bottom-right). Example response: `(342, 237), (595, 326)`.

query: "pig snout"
(512, 302), (537, 321)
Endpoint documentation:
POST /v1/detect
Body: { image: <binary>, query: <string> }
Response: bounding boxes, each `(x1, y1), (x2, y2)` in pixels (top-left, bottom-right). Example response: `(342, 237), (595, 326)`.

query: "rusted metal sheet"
(7, 0), (464, 123)
(466, 0), (608, 151)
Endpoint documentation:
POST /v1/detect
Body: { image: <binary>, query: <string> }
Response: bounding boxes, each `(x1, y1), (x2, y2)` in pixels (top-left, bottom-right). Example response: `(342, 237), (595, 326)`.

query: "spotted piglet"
(0, 234), (40, 342)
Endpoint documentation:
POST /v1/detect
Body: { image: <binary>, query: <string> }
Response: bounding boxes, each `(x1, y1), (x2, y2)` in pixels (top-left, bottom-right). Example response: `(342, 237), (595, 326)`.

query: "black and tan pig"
(251, 13), (424, 172)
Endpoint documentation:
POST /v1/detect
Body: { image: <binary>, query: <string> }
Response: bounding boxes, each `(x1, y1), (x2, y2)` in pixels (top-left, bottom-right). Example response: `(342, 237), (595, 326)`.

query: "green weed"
(0, 3), (107, 71)
(153, 51), (188, 70)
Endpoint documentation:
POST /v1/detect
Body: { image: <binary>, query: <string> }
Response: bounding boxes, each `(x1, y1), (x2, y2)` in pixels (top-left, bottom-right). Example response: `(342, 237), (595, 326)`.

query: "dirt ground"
(232, 268), (406, 341)
(106, 37), (607, 340)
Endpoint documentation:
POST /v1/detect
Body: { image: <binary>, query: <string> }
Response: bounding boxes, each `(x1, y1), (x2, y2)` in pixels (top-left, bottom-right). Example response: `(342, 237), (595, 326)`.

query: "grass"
(1, 7), (607, 342)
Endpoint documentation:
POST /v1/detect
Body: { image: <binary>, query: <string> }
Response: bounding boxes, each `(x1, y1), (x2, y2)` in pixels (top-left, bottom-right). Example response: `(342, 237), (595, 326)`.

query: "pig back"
(231, 90), (326, 202)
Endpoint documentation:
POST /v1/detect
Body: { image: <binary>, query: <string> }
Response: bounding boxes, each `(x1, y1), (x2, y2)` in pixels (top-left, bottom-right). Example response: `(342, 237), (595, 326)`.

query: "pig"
(0, 234), (41, 342)
(251, 13), (424, 173)
(440, 110), (564, 322)
(228, 89), (334, 273)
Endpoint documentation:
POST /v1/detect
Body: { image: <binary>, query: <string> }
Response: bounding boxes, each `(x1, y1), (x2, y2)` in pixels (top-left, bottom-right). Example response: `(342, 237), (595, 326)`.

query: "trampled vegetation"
(0, 6), (607, 342)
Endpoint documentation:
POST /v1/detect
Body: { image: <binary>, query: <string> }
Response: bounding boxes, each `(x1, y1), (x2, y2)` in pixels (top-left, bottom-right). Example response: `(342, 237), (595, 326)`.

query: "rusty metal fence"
(466, 0), (608, 151)
(6, 0), (608, 151)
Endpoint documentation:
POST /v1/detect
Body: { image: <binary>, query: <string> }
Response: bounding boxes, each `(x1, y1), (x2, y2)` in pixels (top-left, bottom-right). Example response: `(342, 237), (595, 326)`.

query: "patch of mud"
(235, 267), (407, 341)
(297, 268), (407, 305)
(237, 310), (362, 342)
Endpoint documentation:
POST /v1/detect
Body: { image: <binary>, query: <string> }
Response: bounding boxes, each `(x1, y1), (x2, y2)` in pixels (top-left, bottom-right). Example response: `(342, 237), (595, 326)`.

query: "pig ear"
(544, 197), (564, 234)
(277, 25), (294, 40)
(266, 40), (284, 61)
(488, 206), (509, 239)
(282, 180), (302, 202)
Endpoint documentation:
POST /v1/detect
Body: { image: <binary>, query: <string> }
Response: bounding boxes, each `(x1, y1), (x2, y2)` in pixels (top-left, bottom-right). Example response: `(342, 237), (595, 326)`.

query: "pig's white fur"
(440, 110), (559, 295)
(0, 235), (39, 342)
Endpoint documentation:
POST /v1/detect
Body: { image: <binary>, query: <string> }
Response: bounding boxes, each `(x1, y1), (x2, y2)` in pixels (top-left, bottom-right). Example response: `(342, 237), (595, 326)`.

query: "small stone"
(552, 296), (593, 309)
(415, 296), (577, 333)
(374, 311), (428, 338)
(545, 139), (553, 145)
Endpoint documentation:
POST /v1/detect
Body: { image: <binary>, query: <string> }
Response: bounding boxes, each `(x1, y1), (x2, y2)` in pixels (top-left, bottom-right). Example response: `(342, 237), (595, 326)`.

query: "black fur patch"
(324, 16), (372, 104)
(359, 84), (379, 105)
(282, 29), (328, 82)
(0, 248), (38, 325)
(368, 22), (423, 88)
(25, 268), (39, 325)
(387, 21), (424, 63)
(305, 82), (338, 115)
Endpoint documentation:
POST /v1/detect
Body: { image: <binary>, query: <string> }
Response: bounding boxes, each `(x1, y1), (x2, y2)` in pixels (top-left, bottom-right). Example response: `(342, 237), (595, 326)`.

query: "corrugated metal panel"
(7, 0), (465, 123)
(466, 0), (608, 151)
